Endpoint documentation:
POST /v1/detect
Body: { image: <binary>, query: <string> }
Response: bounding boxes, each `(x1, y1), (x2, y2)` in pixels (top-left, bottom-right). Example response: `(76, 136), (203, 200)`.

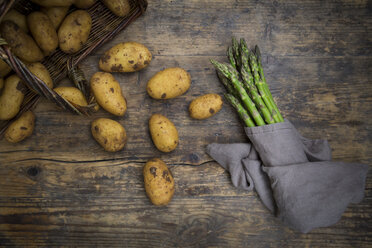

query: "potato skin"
(27, 12), (58, 55)
(90, 72), (127, 116)
(30, 0), (73, 7)
(58, 10), (92, 54)
(3, 9), (29, 33)
(54, 87), (88, 106)
(0, 75), (25, 120)
(91, 118), (127, 152)
(147, 67), (191, 100)
(102, 0), (131, 17)
(99, 42), (152, 73)
(74, 0), (97, 8)
(26, 62), (53, 89)
(0, 59), (11, 78)
(0, 21), (44, 63)
(143, 158), (175, 206)
(5, 111), (35, 143)
(149, 114), (178, 153)
(41, 6), (69, 30)
(189, 94), (223, 119)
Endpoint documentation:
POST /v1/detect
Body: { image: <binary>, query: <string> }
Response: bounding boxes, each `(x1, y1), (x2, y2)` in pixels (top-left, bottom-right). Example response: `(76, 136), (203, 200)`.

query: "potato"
(0, 78), (3, 90)
(189, 94), (223, 119)
(0, 21), (44, 63)
(91, 118), (127, 152)
(54, 87), (88, 106)
(30, 0), (73, 7)
(26, 62), (53, 89)
(27, 11), (58, 56)
(149, 114), (178, 153)
(90, 72), (127, 116)
(143, 158), (175, 206)
(102, 0), (131, 17)
(74, 0), (97, 8)
(0, 75), (25, 120)
(3, 9), (28, 33)
(147, 67), (191, 100)
(41, 6), (69, 30)
(99, 42), (152, 73)
(58, 10), (92, 54)
(0, 59), (11, 77)
(5, 111), (35, 143)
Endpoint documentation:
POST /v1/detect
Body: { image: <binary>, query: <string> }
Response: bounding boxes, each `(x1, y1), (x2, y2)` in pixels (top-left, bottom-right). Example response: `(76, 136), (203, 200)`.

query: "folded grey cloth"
(207, 120), (369, 233)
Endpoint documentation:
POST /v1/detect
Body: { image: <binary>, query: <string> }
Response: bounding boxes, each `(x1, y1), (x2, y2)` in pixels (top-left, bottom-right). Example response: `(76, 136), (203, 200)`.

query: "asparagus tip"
(209, 59), (218, 66)
(255, 45), (261, 58)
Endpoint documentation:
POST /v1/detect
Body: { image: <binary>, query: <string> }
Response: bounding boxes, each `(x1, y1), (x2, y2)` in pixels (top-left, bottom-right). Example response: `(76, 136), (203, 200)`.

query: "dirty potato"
(90, 72), (127, 116)
(26, 62), (53, 89)
(28, 11), (58, 55)
(58, 10), (92, 54)
(0, 78), (3, 90)
(30, 0), (73, 7)
(99, 42), (152, 73)
(0, 21), (44, 63)
(143, 158), (175, 206)
(74, 0), (97, 8)
(0, 75), (25, 120)
(54, 87), (88, 106)
(91, 118), (127, 152)
(3, 9), (29, 33)
(147, 67), (191, 100)
(102, 0), (131, 17)
(0, 59), (11, 77)
(5, 111), (35, 143)
(41, 6), (69, 29)
(149, 114), (178, 153)
(189, 94), (223, 119)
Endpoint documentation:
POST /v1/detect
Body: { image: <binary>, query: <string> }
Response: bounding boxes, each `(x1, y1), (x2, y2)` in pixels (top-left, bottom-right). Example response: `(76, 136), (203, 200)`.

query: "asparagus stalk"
(217, 71), (238, 98)
(240, 67), (274, 124)
(227, 46), (237, 70)
(232, 37), (241, 70)
(210, 59), (265, 126)
(239, 40), (274, 124)
(254, 45), (272, 99)
(247, 50), (282, 123)
(225, 93), (255, 127)
(254, 45), (284, 122)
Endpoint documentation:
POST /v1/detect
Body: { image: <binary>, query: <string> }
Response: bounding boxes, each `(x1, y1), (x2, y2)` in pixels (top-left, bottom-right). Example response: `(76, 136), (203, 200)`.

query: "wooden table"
(1, 0), (371, 246)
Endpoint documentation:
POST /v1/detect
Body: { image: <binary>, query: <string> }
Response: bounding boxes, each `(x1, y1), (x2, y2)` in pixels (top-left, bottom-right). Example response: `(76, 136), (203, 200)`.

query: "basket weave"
(0, 0), (148, 135)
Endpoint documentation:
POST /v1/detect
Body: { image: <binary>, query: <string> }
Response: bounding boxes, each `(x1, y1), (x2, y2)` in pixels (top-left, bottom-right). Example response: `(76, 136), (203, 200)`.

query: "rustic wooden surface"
(1, 0), (371, 247)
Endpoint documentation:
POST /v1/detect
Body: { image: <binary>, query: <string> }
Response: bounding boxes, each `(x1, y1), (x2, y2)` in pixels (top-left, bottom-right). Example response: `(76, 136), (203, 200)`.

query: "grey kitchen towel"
(206, 120), (369, 233)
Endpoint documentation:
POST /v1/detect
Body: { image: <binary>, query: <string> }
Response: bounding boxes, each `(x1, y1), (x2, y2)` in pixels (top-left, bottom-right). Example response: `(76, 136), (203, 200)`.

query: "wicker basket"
(0, 0), (148, 135)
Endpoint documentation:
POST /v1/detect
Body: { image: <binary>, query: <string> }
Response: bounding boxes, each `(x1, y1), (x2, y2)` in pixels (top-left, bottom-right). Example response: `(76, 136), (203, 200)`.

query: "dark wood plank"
(0, 160), (371, 247)
(0, 0), (371, 246)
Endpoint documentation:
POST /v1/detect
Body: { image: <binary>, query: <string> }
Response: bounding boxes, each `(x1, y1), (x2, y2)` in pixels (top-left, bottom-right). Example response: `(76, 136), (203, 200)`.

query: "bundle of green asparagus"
(210, 37), (283, 127)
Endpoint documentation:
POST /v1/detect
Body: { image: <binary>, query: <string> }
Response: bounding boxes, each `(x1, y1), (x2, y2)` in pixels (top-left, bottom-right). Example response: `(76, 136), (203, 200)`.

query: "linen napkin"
(207, 120), (368, 233)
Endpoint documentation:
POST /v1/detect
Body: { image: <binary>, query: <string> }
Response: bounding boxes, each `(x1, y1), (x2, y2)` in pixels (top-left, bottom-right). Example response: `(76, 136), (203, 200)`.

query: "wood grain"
(0, 0), (371, 247)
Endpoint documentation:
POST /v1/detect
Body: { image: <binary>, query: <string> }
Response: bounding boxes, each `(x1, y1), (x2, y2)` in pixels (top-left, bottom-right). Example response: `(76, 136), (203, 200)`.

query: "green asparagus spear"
(248, 52), (282, 123)
(210, 59), (265, 126)
(225, 93), (255, 127)
(254, 45), (272, 99)
(254, 45), (284, 122)
(232, 37), (241, 70)
(240, 67), (275, 124)
(227, 46), (237, 70)
(239, 39), (274, 124)
(217, 71), (239, 98)
(241, 39), (277, 122)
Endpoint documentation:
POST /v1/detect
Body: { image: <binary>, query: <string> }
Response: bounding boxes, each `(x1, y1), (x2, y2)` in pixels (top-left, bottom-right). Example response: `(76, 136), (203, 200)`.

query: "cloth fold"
(207, 119), (368, 233)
